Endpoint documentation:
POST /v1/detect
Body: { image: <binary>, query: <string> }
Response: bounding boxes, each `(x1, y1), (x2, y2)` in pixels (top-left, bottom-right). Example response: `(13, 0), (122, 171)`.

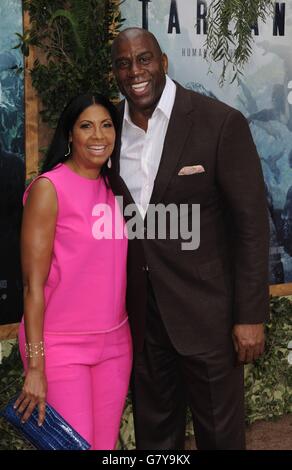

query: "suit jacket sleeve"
(216, 109), (270, 324)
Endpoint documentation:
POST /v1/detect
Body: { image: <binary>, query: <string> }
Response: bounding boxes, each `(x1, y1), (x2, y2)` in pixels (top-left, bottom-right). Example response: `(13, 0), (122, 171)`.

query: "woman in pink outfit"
(14, 94), (132, 450)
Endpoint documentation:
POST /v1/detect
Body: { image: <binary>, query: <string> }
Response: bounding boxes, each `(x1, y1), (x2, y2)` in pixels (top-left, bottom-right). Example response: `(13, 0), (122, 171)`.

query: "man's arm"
(216, 109), (270, 363)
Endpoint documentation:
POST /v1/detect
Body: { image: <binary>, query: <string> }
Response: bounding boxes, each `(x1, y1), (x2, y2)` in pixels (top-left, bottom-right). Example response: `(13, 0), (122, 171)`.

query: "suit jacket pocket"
(165, 171), (209, 205)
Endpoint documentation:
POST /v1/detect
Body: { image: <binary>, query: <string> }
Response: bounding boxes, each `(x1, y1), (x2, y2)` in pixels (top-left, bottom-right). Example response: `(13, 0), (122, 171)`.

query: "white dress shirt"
(120, 75), (176, 218)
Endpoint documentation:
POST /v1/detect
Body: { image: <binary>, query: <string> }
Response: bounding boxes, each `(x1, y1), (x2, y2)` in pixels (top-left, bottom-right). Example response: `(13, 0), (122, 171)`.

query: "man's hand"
(232, 323), (265, 364)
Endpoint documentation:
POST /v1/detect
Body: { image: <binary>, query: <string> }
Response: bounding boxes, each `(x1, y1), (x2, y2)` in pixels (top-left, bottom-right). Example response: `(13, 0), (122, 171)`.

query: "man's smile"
(131, 81), (150, 95)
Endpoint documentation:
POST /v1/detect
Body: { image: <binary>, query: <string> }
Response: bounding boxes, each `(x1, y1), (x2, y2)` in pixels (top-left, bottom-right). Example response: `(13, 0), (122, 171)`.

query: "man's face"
(112, 32), (168, 114)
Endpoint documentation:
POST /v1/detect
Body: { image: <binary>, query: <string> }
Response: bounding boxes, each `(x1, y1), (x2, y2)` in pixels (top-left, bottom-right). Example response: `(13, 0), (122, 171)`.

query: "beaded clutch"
(0, 396), (91, 450)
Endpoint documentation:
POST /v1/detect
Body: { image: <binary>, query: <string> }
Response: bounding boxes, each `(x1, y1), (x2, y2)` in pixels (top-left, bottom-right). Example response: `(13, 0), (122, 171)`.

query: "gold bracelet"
(25, 341), (45, 358)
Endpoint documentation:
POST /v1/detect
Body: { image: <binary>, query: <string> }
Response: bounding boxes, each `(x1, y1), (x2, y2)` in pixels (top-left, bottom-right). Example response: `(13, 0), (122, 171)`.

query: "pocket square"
(178, 165), (205, 175)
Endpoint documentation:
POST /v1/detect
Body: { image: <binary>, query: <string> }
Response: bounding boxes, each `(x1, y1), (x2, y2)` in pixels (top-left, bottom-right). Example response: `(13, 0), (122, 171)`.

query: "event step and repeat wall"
(0, 0), (24, 326)
(1, 1), (292, 331)
(121, 0), (292, 286)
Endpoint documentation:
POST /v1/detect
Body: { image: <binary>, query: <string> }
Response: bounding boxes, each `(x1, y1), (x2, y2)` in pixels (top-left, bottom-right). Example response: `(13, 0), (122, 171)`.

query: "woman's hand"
(14, 368), (47, 426)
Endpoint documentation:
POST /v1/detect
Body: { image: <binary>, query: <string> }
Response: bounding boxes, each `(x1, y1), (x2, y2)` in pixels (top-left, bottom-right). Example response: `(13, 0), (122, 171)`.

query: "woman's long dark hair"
(41, 94), (119, 176)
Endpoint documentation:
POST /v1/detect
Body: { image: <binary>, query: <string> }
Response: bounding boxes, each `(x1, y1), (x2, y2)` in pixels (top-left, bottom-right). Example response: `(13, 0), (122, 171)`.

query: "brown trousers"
(131, 279), (246, 450)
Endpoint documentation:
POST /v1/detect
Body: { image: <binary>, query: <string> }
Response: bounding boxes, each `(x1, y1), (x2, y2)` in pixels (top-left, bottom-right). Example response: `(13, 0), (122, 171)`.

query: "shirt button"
(142, 265), (149, 272)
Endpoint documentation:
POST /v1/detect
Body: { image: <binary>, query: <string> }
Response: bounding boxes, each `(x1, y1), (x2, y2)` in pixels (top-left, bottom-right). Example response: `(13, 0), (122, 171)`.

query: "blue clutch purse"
(0, 396), (91, 450)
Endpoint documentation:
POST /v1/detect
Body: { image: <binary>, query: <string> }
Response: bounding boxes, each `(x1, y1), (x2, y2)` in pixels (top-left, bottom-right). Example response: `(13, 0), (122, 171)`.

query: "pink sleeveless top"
(23, 163), (128, 334)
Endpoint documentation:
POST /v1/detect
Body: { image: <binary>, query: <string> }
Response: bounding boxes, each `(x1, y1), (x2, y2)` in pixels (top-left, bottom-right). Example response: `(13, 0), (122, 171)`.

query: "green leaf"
(205, 0), (274, 85)
(50, 9), (85, 61)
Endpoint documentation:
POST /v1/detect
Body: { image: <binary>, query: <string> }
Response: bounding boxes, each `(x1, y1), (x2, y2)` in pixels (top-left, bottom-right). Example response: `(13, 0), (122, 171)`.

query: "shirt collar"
(156, 74), (176, 119)
(123, 74), (176, 126)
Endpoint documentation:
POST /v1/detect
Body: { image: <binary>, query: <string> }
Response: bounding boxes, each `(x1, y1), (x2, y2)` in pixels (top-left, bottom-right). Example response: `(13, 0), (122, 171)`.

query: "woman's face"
(70, 104), (116, 174)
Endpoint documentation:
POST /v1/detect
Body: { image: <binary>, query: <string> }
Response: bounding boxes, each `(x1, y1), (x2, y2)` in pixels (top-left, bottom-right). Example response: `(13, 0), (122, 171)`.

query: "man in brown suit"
(110, 28), (270, 450)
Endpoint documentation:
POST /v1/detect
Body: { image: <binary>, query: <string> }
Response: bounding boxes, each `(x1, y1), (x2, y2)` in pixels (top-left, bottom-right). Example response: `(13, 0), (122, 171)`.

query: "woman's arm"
(14, 178), (57, 425)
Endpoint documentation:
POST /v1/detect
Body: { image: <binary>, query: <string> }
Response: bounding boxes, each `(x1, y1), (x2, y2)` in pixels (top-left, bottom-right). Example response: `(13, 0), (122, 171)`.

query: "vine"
(206, 0), (274, 85)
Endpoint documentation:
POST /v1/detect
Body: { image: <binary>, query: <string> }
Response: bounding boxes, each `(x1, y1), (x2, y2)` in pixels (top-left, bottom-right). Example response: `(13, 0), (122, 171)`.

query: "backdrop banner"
(120, 0), (292, 285)
(0, 0), (24, 324)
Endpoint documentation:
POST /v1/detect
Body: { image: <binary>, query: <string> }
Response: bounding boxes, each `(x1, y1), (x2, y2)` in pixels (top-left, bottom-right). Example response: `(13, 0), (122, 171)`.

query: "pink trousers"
(18, 321), (132, 450)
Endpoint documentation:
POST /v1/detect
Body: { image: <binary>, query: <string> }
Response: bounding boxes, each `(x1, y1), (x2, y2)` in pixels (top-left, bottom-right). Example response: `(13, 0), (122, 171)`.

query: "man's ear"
(162, 53), (168, 74)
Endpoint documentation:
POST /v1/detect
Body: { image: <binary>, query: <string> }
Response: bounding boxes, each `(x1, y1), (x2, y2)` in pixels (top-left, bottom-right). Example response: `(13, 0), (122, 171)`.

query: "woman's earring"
(107, 157), (112, 168)
(64, 142), (71, 157)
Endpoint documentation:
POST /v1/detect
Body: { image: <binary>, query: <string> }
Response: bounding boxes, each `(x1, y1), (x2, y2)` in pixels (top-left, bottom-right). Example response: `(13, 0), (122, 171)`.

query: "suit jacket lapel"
(113, 101), (124, 175)
(114, 84), (194, 209)
(107, 167), (133, 209)
(109, 100), (135, 207)
(149, 83), (194, 206)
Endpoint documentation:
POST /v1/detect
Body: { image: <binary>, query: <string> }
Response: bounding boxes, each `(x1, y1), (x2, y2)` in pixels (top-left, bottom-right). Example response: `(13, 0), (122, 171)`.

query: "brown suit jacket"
(108, 82), (270, 354)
